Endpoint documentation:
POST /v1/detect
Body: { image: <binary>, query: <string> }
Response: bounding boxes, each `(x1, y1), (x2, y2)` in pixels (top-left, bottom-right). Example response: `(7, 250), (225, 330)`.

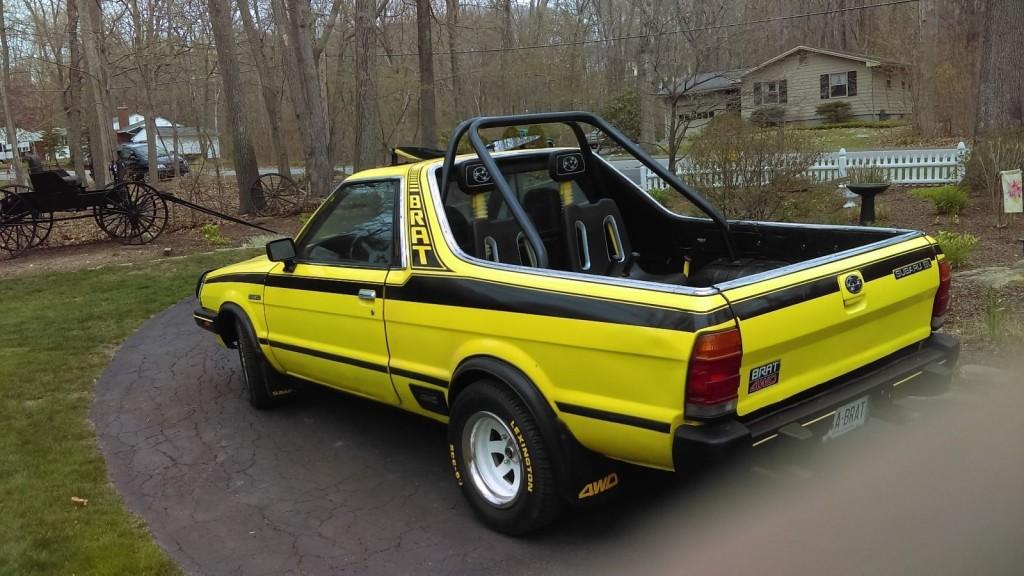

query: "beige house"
(740, 46), (913, 124)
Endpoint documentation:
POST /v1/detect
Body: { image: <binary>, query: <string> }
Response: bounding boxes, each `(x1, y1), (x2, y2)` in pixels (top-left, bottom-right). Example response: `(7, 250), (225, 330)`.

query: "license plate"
(823, 396), (869, 442)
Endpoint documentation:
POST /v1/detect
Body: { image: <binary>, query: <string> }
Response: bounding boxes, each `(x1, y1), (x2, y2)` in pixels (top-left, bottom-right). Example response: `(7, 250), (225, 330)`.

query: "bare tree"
(975, 0), (1024, 134)
(416, 0), (437, 146)
(353, 0), (381, 170)
(0, 0), (25, 185)
(273, 0), (332, 198)
(77, 0), (114, 187)
(445, 0), (464, 120)
(237, 0), (290, 177)
(207, 0), (259, 212)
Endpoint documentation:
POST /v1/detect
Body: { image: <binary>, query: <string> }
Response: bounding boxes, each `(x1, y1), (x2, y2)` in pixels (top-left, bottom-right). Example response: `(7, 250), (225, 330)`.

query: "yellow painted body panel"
(197, 158), (939, 472)
(722, 237), (938, 416)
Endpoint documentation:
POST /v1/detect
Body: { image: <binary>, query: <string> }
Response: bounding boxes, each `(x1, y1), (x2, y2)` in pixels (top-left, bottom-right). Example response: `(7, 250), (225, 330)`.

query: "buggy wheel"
(251, 173), (301, 217)
(94, 182), (169, 245)
(0, 186), (39, 256)
(1, 184), (50, 249)
(31, 211), (54, 248)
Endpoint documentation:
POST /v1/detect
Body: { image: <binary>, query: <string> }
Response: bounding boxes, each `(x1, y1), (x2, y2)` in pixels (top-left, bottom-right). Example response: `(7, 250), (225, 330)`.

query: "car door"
(263, 178), (401, 404)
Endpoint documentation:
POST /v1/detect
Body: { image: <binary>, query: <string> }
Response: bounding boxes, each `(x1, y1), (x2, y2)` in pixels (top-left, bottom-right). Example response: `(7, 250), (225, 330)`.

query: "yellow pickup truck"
(194, 112), (958, 534)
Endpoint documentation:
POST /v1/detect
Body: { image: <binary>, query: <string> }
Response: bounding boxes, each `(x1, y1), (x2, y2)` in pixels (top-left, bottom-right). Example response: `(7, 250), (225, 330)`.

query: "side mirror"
(266, 238), (297, 271)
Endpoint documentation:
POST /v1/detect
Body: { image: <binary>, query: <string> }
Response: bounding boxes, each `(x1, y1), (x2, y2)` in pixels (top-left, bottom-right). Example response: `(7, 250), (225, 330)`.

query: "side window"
(296, 180), (397, 267)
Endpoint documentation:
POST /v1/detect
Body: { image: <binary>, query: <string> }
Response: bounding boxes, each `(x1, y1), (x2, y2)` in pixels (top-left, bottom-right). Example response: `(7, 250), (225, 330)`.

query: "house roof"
(658, 69), (750, 97)
(743, 45), (910, 75)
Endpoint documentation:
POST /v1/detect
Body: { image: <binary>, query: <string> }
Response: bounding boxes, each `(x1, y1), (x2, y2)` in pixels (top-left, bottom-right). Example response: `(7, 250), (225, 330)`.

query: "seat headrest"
(548, 150), (586, 183)
(457, 161), (495, 195)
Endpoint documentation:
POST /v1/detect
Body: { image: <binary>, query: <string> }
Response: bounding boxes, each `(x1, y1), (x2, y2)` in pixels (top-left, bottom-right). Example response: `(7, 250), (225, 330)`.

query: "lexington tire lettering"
(448, 379), (561, 535)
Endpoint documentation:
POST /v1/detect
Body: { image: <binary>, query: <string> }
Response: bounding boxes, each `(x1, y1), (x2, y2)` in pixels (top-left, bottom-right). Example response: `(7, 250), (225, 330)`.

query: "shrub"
(601, 90), (641, 142)
(934, 230), (978, 268)
(964, 128), (1024, 226)
(982, 290), (1009, 347)
(750, 106), (785, 126)
(911, 185), (969, 215)
(815, 101), (853, 124)
(685, 114), (823, 220)
(647, 188), (671, 207)
(200, 223), (231, 247)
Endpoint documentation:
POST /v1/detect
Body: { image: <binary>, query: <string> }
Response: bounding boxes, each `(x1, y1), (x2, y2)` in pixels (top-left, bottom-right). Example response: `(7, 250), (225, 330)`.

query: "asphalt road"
(93, 299), (1024, 575)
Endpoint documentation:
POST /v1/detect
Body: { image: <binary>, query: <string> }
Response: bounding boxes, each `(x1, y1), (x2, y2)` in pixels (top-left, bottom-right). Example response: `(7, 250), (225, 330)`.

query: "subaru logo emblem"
(471, 166), (490, 184)
(845, 274), (863, 294)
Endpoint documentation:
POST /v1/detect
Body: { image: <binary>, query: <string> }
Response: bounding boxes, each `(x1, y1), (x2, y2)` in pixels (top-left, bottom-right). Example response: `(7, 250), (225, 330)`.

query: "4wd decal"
(748, 360), (781, 393)
(893, 258), (932, 280)
(577, 472), (619, 500)
(407, 169), (447, 270)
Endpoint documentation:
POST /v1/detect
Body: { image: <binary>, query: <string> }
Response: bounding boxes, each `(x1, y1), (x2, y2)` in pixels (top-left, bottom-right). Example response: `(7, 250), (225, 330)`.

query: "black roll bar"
(439, 111), (736, 268)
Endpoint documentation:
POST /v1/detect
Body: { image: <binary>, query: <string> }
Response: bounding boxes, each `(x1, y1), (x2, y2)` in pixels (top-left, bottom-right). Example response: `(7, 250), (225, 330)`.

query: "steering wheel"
(348, 230), (390, 264)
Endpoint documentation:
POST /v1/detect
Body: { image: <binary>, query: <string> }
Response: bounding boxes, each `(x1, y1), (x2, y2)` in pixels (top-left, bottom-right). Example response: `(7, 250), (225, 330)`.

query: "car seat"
(549, 151), (686, 285)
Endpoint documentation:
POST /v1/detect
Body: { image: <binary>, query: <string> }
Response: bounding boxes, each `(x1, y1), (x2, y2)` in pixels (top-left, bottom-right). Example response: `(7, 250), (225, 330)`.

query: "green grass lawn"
(0, 249), (258, 575)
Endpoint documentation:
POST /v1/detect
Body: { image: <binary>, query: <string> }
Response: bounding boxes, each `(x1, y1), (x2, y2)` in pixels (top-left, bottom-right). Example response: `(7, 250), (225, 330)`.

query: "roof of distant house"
(658, 69), (750, 97)
(744, 45), (911, 76)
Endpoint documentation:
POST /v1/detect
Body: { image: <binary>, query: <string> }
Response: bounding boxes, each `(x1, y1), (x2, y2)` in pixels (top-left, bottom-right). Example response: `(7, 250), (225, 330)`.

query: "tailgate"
(720, 237), (939, 416)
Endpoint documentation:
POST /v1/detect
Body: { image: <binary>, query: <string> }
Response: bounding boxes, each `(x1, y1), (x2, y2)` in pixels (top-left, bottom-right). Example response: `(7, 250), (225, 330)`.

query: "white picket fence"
(641, 142), (968, 191)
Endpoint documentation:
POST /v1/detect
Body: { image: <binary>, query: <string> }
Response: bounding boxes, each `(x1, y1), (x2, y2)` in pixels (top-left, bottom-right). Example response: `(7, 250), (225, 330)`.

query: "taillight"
(686, 328), (742, 419)
(931, 259), (951, 330)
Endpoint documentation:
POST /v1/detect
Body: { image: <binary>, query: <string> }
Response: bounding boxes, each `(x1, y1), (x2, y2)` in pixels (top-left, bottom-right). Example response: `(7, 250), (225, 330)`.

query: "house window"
(680, 110), (715, 122)
(819, 71), (858, 99)
(753, 80), (788, 105)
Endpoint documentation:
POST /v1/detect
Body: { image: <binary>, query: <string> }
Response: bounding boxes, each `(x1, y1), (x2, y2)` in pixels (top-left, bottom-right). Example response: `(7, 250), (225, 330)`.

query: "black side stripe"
(205, 272), (267, 285)
(257, 337), (450, 387)
(266, 274), (383, 296)
(387, 276), (732, 332)
(390, 366), (450, 388)
(556, 402), (671, 433)
(729, 246), (935, 320)
(260, 339), (388, 373)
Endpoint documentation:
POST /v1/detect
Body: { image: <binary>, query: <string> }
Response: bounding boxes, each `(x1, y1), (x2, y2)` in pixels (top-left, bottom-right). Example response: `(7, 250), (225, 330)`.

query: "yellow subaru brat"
(194, 112), (959, 534)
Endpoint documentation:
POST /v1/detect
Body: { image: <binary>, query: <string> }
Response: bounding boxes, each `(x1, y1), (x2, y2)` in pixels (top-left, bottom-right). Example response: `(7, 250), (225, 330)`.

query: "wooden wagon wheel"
(1, 184), (52, 248)
(251, 173), (301, 217)
(93, 182), (169, 245)
(0, 186), (39, 256)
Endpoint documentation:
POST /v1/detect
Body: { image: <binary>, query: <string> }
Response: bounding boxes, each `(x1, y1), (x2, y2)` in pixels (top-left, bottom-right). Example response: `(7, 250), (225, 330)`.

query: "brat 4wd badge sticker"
(749, 360), (781, 393)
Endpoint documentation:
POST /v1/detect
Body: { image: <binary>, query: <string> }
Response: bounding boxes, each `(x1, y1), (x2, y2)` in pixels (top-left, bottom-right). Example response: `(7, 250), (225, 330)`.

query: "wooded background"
(0, 0), (1020, 207)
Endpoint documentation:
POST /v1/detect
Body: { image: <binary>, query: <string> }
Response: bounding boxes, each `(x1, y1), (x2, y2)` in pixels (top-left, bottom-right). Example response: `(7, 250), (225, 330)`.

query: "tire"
(448, 379), (562, 535)
(234, 318), (293, 409)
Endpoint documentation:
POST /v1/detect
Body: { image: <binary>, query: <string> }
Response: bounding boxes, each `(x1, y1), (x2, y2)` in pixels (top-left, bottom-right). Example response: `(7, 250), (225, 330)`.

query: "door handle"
(358, 288), (376, 301)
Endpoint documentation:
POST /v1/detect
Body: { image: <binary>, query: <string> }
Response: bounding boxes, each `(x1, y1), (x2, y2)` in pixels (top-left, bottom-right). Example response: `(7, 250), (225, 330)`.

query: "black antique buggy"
(0, 169), (168, 256)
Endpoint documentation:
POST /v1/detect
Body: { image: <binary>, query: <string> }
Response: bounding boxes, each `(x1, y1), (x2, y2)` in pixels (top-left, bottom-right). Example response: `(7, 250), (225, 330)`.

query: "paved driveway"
(93, 300), (1024, 575)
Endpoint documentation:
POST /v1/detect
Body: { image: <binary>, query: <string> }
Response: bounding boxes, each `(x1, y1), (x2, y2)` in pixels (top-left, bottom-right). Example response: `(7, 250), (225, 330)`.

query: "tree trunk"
(638, 34), (656, 152)
(912, 0), (940, 137)
(66, 0), (86, 182)
(976, 0), (1024, 134)
(273, 0), (331, 198)
(237, 0), (291, 178)
(416, 0), (437, 147)
(0, 0), (26, 185)
(288, 0), (331, 198)
(207, 0), (259, 213)
(77, 0), (113, 187)
(353, 0), (381, 170)
(445, 0), (464, 121)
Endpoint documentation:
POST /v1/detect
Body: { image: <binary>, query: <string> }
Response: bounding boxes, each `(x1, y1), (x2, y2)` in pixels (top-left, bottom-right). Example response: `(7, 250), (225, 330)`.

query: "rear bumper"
(672, 332), (960, 472)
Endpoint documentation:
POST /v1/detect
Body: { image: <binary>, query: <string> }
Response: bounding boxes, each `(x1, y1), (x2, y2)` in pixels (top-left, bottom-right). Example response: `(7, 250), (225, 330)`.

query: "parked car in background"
(114, 143), (189, 181)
